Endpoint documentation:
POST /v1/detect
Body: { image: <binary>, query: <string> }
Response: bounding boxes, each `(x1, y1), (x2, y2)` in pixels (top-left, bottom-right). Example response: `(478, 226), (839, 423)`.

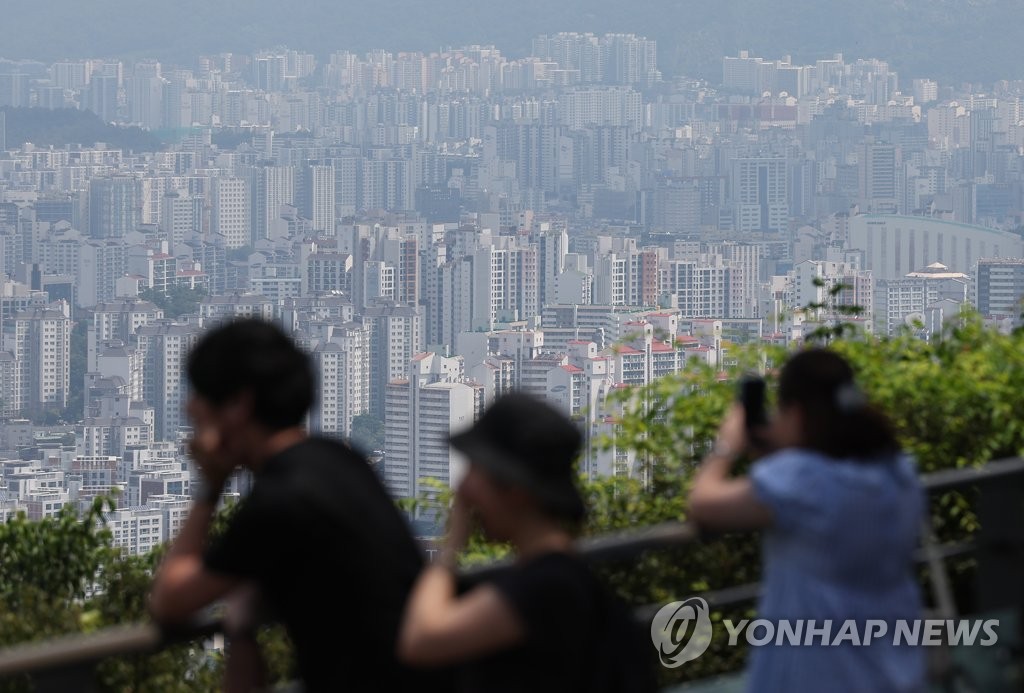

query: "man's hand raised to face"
(189, 423), (235, 491)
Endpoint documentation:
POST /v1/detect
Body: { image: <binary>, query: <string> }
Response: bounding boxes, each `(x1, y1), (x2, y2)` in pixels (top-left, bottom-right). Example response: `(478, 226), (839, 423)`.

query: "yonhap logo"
(649, 600), (1001, 670)
(650, 597), (713, 667)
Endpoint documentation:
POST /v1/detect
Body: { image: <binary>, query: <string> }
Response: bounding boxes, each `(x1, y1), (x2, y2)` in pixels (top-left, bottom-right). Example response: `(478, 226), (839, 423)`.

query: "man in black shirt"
(149, 318), (432, 691)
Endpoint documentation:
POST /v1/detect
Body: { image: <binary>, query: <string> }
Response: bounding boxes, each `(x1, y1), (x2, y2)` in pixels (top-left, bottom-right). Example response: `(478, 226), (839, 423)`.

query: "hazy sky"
(3, 0), (1021, 83)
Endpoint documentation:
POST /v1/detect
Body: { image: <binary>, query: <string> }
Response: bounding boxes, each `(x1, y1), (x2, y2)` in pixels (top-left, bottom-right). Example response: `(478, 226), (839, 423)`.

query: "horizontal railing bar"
(911, 540), (975, 564)
(577, 521), (702, 562)
(0, 625), (160, 676)
(921, 456), (1024, 492)
(633, 582), (763, 621)
(699, 581), (762, 607)
(629, 539), (979, 622)
(0, 458), (1018, 679)
(0, 614), (221, 677)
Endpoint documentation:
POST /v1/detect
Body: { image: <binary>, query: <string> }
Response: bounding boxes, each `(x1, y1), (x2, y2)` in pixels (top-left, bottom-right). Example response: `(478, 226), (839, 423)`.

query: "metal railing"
(0, 457), (1021, 692)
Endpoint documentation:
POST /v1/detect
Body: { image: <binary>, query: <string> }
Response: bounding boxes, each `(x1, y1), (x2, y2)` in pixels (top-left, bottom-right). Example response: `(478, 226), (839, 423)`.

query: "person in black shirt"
(149, 318), (434, 692)
(398, 393), (655, 693)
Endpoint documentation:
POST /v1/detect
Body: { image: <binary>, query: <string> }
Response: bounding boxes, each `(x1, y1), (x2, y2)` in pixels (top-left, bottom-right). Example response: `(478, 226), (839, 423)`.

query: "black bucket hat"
(449, 393), (586, 521)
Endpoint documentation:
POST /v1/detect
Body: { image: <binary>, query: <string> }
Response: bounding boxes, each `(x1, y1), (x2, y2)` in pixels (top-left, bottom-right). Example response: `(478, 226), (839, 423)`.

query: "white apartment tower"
(533, 223), (569, 305)
(1, 305), (72, 415)
(211, 177), (250, 249)
(362, 304), (425, 418)
(135, 323), (201, 441)
(309, 322), (370, 439)
(304, 164), (335, 233)
(665, 256), (741, 318)
(130, 61), (164, 130)
(250, 165), (295, 243)
(383, 353), (482, 513)
(732, 157), (788, 234)
(160, 191), (202, 245)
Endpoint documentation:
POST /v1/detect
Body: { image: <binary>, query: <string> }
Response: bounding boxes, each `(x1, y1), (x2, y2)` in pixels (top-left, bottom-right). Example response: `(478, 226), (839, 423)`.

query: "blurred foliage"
(401, 476), (512, 567)
(0, 497), (116, 692)
(0, 496), (295, 692)
(0, 497), (114, 611)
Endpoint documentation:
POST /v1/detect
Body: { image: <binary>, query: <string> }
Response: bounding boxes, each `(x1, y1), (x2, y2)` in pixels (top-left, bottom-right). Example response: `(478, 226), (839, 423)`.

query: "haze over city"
(4, 0), (1024, 81)
(0, 1), (1022, 689)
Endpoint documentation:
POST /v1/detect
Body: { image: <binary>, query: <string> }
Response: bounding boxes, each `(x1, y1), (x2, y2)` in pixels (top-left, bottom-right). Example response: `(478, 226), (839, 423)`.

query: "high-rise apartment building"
(130, 61), (164, 130)
(211, 177), (249, 249)
(90, 299), (164, 345)
(1, 306), (71, 415)
(78, 240), (128, 308)
(88, 176), (140, 239)
(732, 157), (788, 234)
(86, 75), (119, 123)
(383, 353), (482, 511)
(532, 223), (568, 305)
(160, 191), (202, 245)
(859, 140), (900, 214)
(309, 322), (370, 438)
(249, 165), (294, 243)
(299, 163), (335, 233)
(136, 323), (201, 441)
(976, 258), (1024, 319)
(363, 304), (425, 418)
(665, 257), (740, 318)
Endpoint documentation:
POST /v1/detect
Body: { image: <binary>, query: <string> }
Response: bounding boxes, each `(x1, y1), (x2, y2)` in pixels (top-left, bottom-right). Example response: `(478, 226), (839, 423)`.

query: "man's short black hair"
(187, 318), (315, 430)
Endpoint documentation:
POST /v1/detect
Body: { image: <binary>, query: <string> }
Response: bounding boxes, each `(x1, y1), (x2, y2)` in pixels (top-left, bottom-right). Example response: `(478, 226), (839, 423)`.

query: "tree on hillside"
(0, 107), (163, 151)
(350, 413), (385, 453)
(139, 286), (207, 319)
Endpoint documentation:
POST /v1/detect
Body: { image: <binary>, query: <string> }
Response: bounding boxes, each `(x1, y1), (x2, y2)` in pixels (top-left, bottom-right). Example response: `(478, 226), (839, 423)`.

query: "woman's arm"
(688, 405), (774, 531)
(398, 497), (525, 666)
(397, 566), (526, 666)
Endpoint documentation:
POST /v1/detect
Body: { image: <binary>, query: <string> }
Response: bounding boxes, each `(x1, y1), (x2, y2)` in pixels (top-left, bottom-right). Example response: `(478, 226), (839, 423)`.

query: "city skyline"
(0, 1), (1021, 688)
(2, 0), (1024, 84)
(0, 31), (1023, 550)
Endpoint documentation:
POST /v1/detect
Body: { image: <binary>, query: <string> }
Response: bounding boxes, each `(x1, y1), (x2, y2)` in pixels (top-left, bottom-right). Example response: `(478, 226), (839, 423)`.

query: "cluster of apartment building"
(0, 420), (256, 555)
(0, 38), (1022, 535)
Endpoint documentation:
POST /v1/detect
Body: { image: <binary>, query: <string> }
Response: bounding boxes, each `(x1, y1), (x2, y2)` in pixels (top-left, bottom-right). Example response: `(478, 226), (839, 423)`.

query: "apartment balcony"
(0, 458), (1020, 692)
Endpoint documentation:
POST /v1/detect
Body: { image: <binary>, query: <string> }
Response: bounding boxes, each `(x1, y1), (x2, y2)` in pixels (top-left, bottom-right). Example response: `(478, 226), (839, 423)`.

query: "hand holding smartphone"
(739, 376), (766, 428)
(738, 376), (768, 450)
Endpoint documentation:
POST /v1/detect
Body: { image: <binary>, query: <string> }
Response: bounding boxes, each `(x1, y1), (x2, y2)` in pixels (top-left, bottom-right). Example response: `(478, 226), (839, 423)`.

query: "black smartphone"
(738, 376), (767, 431)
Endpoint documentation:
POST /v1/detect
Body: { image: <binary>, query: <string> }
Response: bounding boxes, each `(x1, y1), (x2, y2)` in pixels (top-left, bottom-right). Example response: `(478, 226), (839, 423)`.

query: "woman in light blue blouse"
(689, 348), (926, 693)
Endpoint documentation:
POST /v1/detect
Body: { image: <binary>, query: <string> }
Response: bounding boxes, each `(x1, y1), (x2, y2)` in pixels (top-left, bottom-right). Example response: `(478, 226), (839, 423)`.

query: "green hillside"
(1, 107), (164, 152)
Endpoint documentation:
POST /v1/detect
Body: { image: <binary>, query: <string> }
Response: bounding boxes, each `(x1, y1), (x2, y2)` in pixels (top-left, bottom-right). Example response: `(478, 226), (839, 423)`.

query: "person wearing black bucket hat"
(398, 393), (656, 693)
(447, 392), (586, 523)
